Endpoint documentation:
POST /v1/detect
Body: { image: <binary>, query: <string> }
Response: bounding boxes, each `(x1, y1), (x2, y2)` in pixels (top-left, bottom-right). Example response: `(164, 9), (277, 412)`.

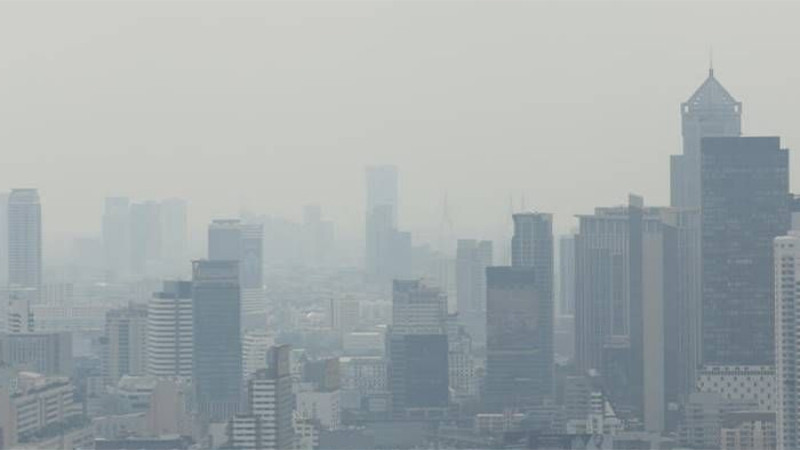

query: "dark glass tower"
(701, 136), (789, 366)
(192, 259), (242, 421)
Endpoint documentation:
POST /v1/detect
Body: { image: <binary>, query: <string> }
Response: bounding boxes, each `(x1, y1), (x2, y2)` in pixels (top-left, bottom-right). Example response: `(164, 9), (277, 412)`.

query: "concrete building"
(229, 345), (293, 450)
(8, 189), (42, 303)
(296, 386), (341, 430)
(721, 411), (777, 450)
(147, 281), (193, 378)
(103, 305), (148, 385)
(701, 136), (789, 367)
(339, 356), (389, 412)
(0, 332), (72, 376)
(192, 260), (242, 421)
(447, 317), (477, 403)
(0, 372), (92, 450)
(243, 330), (274, 378)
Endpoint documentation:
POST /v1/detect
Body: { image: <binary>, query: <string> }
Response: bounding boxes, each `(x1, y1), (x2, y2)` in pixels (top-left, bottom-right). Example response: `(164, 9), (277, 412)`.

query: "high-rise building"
(160, 198), (188, 274)
(103, 305), (148, 385)
(455, 239), (492, 343)
(208, 219), (242, 262)
(701, 136), (789, 366)
(192, 259), (242, 421)
(0, 331), (72, 376)
(558, 234), (576, 316)
(510, 212), (554, 399)
(208, 219), (264, 325)
(774, 234), (800, 450)
(575, 197), (677, 431)
(669, 68), (741, 404)
(484, 266), (547, 410)
(207, 219), (263, 290)
(365, 165), (411, 281)
(671, 67), (742, 209)
(391, 280), (447, 335)
(229, 345), (293, 450)
(130, 201), (162, 276)
(303, 204), (335, 267)
(0, 193), (8, 287)
(388, 280), (449, 417)
(147, 281), (193, 378)
(103, 197), (131, 281)
(8, 189), (42, 300)
(240, 224), (264, 290)
(365, 165), (398, 228)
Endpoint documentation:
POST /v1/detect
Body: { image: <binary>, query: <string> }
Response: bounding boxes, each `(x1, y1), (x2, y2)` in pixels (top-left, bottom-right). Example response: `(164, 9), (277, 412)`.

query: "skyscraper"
(130, 201), (161, 276)
(208, 219), (264, 289)
(574, 197), (677, 431)
(668, 68), (741, 403)
(208, 219), (242, 261)
(775, 234), (800, 450)
(701, 136), (789, 366)
(671, 67), (742, 209)
(484, 266), (544, 410)
(240, 224), (264, 291)
(147, 281), (193, 378)
(0, 193), (8, 286)
(365, 165), (409, 281)
(192, 259), (242, 421)
(102, 197), (131, 281)
(511, 212), (554, 398)
(8, 189), (42, 296)
(455, 239), (492, 342)
(388, 280), (449, 417)
(208, 219), (264, 325)
(160, 198), (188, 274)
(558, 234), (576, 316)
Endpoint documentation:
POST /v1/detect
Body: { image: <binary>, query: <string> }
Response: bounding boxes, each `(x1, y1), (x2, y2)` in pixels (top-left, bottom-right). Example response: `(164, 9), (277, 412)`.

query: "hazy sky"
(2, 1), (800, 250)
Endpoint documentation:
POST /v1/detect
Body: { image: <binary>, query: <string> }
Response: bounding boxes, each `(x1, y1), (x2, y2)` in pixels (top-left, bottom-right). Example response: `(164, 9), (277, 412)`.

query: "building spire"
(709, 47), (714, 77)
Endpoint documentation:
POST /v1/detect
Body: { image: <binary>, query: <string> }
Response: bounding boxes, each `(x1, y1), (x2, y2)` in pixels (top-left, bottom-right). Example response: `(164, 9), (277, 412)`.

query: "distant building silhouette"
(8, 189), (42, 301)
(455, 239), (492, 342)
(102, 197), (131, 280)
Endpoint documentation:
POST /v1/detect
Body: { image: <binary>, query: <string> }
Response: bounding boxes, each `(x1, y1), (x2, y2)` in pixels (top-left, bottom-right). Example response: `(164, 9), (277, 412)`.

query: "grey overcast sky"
(2, 1), (800, 249)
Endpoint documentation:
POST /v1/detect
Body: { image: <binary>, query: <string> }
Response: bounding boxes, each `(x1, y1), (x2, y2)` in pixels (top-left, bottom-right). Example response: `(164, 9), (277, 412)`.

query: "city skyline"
(5, 3), (800, 250)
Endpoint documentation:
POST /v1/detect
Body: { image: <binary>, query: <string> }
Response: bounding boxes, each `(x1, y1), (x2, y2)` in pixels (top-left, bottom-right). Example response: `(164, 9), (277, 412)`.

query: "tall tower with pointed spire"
(671, 67), (742, 208)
